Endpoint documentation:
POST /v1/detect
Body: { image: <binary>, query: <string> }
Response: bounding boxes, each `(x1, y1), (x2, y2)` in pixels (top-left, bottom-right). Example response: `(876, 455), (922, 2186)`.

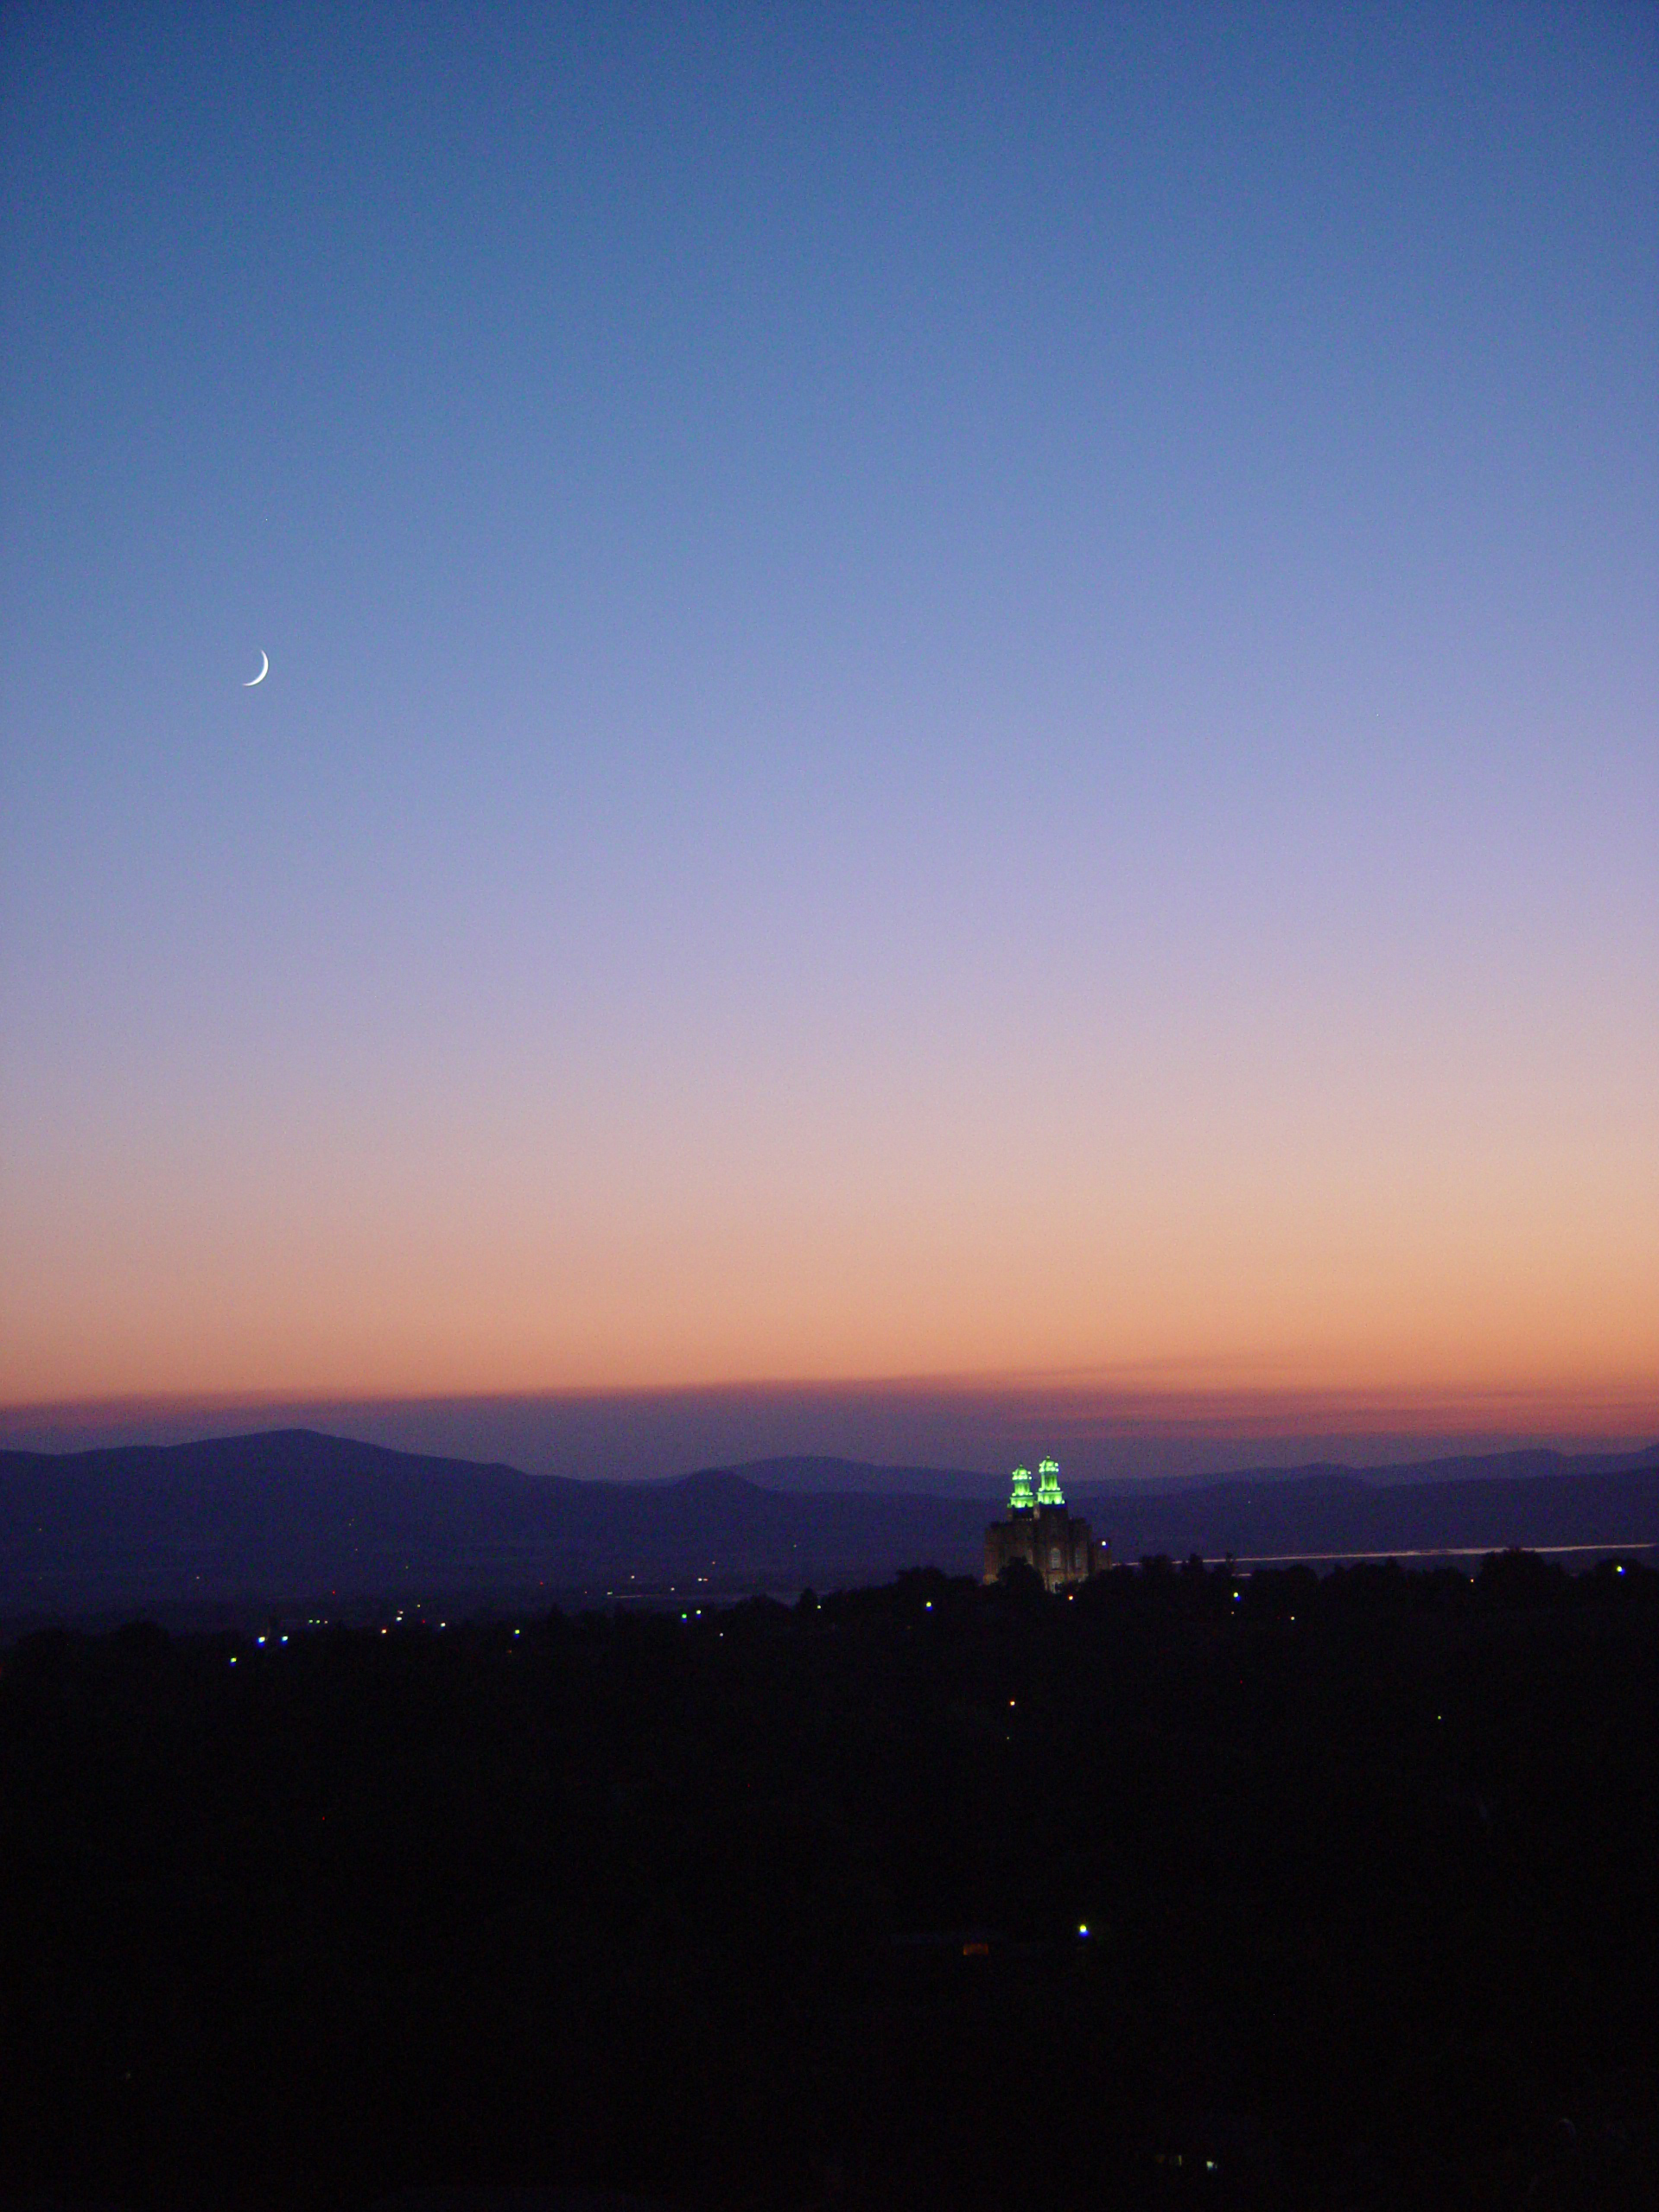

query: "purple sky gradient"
(3, 4), (1656, 1461)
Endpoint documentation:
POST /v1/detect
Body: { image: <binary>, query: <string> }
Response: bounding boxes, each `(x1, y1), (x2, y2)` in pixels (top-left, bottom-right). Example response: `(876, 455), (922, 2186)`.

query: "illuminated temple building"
(983, 1458), (1104, 1592)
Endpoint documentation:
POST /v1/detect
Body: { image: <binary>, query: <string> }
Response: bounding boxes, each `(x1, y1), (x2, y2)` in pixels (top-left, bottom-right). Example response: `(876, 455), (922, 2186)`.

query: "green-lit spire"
(1036, 1456), (1065, 1506)
(1007, 1465), (1034, 1511)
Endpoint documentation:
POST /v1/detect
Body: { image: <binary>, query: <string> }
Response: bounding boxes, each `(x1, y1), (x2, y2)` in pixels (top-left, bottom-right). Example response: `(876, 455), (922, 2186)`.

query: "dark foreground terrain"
(3, 1554), (1656, 2211)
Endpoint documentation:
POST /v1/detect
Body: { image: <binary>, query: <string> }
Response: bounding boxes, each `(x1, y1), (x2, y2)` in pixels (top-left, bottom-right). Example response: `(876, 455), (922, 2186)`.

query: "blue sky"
(3, 3), (1656, 1467)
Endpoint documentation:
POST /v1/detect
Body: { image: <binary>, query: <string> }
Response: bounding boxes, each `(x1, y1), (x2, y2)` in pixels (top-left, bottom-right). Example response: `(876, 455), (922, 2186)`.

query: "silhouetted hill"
(2, 1429), (1655, 1620)
(664, 1452), (990, 1497)
(0, 1430), (988, 1616)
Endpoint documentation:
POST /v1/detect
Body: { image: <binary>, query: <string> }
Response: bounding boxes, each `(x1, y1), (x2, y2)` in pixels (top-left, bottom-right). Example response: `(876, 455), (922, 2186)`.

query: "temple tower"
(983, 1456), (1104, 1591)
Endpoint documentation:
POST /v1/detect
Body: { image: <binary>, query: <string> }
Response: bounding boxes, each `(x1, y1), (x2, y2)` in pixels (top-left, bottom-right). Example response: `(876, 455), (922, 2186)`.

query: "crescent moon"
(244, 652), (269, 687)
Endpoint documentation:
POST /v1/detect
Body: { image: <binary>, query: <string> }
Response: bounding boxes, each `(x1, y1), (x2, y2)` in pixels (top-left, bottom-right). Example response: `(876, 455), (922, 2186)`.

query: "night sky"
(3, 3), (1655, 1472)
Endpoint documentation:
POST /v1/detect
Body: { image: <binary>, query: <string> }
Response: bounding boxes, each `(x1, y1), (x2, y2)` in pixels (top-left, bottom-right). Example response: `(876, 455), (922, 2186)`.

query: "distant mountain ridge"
(0, 1431), (988, 1617)
(2, 1428), (1655, 1621)
(709, 1443), (1659, 1498)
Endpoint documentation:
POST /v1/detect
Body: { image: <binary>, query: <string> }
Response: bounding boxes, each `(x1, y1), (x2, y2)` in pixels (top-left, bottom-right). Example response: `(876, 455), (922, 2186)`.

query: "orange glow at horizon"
(4, 845), (1655, 1433)
(7, 1374), (1656, 1453)
(4, 1116), (1655, 1433)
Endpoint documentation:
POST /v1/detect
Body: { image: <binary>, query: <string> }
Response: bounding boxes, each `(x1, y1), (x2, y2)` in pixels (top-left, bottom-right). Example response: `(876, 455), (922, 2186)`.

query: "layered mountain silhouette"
(2, 1427), (1655, 1620)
